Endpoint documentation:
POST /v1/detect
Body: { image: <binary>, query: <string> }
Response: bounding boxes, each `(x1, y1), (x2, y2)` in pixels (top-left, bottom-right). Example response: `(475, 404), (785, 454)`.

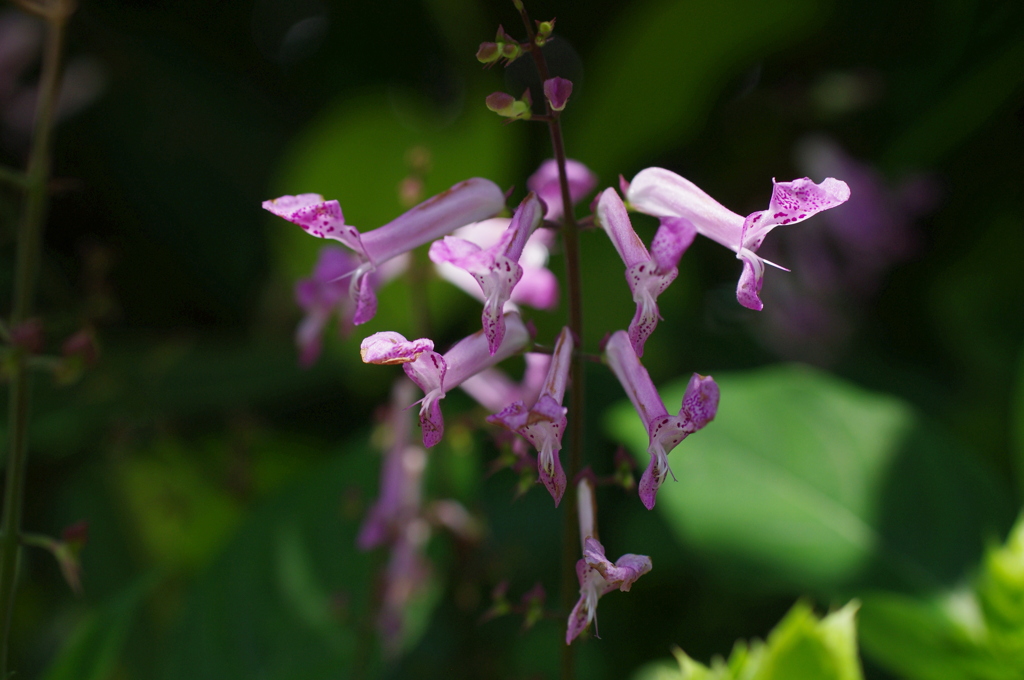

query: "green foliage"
(633, 601), (863, 680)
(607, 364), (1012, 596)
(859, 514), (1024, 680)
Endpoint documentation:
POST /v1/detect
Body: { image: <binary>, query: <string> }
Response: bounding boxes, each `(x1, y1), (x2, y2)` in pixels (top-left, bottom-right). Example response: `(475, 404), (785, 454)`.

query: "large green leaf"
(573, 0), (828, 177)
(606, 364), (1012, 595)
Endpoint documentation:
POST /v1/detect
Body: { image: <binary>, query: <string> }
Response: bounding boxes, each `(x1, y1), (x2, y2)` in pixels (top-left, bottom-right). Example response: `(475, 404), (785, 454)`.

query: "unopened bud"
(500, 42), (521, 61)
(485, 91), (517, 115)
(485, 90), (532, 121)
(543, 77), (572, 112)
(62, 328), (99, 365)
(535, 19), (555, 46)
(476, 42), (500, 64)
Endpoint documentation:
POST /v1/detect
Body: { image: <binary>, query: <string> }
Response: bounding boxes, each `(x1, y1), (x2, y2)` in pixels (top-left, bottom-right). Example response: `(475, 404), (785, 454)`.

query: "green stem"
(0, 5), (71, 675)
(514, 4), (584, 679)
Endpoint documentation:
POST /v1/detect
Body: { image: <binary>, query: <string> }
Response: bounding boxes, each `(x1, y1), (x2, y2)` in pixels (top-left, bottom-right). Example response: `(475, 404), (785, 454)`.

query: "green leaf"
(574, 0), (828, 177)
(637, 601), (863, 680)
(606, 364), (1012, 595)
(41, 575), (158, 680)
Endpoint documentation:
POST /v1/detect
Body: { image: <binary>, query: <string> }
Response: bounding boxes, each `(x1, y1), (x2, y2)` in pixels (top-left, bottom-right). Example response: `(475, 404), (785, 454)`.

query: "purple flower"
(488, 327), (574, 505)
(264, 177), (506, 325)
(604, 331), (718, 509)
(361, 313), (531, 448)
(527, 158), (598, 222)
(626, 168), (851, 311)
(429, 193), (545, 354)
(597, 187), (696, 357)
(357, 381), (425, 550)
(434, 217), (559, 313)
(543, 77), (572, 112)
(359, 332), (434, 365)
(566, 536), (651, 644)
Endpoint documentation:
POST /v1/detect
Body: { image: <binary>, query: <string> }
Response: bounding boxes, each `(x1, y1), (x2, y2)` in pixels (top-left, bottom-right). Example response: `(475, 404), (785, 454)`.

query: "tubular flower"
(429, 193), (545, 354)
(625, 167), (851, 311)
(360, 313), (531, 448)
(434, 218), (559, 313)
(597, 187), (696, 357)
(566, 537), (652, 644)
(488, 327), (574, 505)
(264, 177), (506, 325)
(527, 158), (598, 222)
(604, 331), (719, 509)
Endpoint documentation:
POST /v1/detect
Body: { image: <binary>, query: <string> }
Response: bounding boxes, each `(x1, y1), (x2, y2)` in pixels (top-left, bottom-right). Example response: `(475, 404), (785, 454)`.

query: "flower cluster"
(262, 7), (850, 649)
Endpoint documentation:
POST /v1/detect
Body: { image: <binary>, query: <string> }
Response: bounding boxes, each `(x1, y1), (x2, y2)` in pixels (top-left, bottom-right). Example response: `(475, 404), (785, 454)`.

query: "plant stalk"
(515, 4), (585, 678)
(0, 5), (70, 675)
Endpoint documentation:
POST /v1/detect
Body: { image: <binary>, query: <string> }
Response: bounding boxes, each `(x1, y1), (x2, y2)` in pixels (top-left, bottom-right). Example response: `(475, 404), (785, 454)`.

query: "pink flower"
(566, 537), (651, 644)
(604, 331), (718, 509)
(360, 313), (532, 448)
(430, 193), (546, 354)
(626, 168), (850, 311)
(488, 327), (574, 505)
(597, 187), (695, 357)
(264, 177), (505, 325)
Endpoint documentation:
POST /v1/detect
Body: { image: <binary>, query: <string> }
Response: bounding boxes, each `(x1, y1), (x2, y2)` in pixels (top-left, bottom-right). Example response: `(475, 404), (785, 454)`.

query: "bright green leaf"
(606, 364), (1012, 595)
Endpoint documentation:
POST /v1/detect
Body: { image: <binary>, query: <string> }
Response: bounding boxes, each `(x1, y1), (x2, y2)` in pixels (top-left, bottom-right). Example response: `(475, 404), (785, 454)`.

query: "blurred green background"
(1, 0), (1023, 678)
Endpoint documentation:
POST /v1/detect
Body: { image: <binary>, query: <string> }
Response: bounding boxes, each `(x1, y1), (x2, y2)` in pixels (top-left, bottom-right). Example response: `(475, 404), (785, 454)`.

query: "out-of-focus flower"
(488, 326), (573, 505)
(264, 177), (506, 326)
(430, 193), (544, 354)
(605, 331), (718, 509)
(0, 10), (105, 148)
(527, 158), (598, 222)
(750, 135), (936, 362)
(626, 167), (850, 311)
(294, 247), (407, 367)
(597, 187), (695, 357)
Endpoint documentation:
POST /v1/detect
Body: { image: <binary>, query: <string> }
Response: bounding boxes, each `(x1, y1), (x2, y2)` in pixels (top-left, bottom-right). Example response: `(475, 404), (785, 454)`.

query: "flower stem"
(0, 4), (72, 675)
(514, 4), (584, 678)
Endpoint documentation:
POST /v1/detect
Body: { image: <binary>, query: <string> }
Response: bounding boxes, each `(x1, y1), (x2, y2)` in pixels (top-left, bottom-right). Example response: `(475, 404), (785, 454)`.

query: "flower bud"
(485, 90), (532, 121)
(543, 77), (572, 112)
(476, 42), (500, 64)
(535, 19), (555, 46)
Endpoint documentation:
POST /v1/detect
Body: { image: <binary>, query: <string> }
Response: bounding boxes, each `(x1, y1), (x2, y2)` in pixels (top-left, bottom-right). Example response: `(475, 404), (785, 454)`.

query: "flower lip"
(360, 332), (434, 365)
